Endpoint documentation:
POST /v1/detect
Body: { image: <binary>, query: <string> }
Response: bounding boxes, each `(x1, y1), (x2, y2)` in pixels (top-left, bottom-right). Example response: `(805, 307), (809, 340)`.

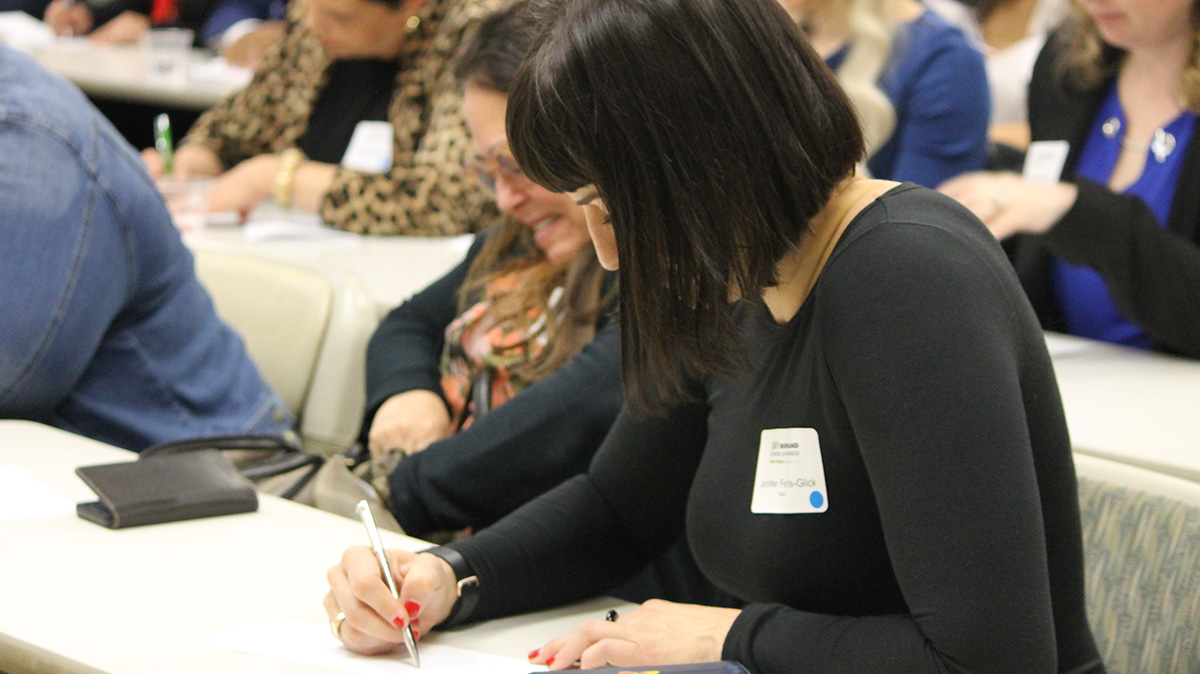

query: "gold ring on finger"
(330, 611), (347, 640)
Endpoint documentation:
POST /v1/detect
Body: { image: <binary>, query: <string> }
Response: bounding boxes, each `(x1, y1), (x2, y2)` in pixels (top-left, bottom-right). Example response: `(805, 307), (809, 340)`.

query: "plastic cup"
(156, 176), (213, 234)
(145, 27), (194, 86)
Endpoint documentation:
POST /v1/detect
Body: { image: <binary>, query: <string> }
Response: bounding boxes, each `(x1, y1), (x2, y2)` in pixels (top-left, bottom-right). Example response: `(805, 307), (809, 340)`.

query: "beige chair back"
(1074, 452), (1200, 673)
(193, 250), (378, 455)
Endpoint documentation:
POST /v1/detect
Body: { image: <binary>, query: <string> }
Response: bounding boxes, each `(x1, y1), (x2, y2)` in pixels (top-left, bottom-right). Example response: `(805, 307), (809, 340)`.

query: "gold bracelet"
(273, 148), (305, 208)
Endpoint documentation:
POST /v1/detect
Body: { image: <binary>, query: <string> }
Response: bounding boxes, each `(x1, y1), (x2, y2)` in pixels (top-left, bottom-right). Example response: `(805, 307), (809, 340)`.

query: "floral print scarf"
(439, 264), (562, 430)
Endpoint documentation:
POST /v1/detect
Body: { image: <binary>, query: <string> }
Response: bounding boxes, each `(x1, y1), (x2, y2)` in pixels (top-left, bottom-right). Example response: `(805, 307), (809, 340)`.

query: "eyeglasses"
(467, 151), (532, 195)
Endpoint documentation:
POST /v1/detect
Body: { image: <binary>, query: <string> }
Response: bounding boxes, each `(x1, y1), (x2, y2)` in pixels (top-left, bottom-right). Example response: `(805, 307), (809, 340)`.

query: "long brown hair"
(455, 3), (615, 383)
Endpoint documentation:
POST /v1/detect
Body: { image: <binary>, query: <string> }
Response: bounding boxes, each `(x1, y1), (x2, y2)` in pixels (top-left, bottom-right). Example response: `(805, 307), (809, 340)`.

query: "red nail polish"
(547, 656), (556, 666)
(528, 649), (540, 660)
(393, 617), (406, 629)
(412, 629), (421, 640)
(404, 600), (421, 617)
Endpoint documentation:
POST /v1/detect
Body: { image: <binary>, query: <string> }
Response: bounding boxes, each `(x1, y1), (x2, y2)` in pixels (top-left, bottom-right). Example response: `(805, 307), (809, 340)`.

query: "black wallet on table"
(75, 448), (258, 529)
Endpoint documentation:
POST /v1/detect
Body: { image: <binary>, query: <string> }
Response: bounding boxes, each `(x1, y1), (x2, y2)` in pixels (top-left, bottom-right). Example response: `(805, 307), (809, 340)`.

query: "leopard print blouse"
(182, 0), (507, 235)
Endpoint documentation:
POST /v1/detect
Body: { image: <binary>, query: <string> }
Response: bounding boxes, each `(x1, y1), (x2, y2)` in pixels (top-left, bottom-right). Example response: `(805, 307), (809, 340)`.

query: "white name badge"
(1022, 140), (1070, 184)
(341, 121), (394, 173)
(751, 428), (829, 514)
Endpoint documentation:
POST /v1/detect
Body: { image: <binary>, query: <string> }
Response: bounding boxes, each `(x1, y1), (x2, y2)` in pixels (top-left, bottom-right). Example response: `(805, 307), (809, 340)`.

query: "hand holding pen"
(323, 537), (465, 659)
(357, 501), (420, 668)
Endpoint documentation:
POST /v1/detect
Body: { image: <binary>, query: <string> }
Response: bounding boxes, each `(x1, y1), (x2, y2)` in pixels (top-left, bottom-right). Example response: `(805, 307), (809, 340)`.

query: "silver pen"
(356, 500), (421, 668)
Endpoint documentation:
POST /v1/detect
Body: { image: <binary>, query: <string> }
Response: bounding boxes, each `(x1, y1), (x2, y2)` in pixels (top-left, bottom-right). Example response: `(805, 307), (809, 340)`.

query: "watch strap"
(424, 545), (480, 628)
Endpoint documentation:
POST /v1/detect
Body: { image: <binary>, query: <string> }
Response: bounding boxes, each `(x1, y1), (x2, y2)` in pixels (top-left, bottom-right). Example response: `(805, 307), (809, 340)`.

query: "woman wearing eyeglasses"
(357, 6), (620, 540)
(324, 0), (1101, 671)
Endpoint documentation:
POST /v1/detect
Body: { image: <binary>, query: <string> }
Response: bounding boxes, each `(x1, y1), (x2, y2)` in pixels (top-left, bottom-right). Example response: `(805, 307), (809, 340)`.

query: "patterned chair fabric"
(1076, 454), (1200, 674)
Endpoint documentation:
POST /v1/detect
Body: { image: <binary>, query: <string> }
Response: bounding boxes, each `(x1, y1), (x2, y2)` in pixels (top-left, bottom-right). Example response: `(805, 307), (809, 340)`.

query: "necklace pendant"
(1151, 128), (1177, 163)
(1102, 117), (1121, 138)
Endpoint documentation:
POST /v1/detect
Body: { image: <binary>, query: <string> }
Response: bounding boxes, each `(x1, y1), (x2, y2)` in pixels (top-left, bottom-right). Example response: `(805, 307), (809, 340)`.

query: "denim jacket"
(0, 47), (293, 451)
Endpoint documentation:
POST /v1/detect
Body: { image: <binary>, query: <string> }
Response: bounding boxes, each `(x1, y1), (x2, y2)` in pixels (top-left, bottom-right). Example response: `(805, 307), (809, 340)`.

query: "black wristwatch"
(424, 545), (480, 628)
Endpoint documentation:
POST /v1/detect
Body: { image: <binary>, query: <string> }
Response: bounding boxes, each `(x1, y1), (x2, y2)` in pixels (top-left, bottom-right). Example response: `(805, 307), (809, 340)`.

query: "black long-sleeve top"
(365, 233), (622, 536)
(446, 186), (1105, 674)
(1012, 32), (1200, 359)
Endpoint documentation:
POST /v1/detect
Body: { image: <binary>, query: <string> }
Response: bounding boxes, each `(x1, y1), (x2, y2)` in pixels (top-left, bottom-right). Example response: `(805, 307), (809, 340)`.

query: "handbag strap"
(238, 450), (323, 482)
(140, 431), (304, 459)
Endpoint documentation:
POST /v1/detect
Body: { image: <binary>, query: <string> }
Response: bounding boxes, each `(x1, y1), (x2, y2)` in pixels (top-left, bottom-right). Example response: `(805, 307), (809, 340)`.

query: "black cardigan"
(1012, 32), (1200, 359)
(365, 233), (623, 536)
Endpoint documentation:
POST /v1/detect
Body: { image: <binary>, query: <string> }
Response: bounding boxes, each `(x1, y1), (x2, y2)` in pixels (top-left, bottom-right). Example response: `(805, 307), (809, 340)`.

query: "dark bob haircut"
(508, 0), (864, 415)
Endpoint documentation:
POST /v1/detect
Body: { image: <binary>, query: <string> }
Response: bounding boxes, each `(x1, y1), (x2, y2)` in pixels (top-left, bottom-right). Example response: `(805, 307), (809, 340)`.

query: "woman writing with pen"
(323, 0), (1104, 672)
(140, 0), (508, 235)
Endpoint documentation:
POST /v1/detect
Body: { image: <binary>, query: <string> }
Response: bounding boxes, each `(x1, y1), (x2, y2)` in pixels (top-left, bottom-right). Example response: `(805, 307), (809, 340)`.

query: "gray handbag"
(138, 433), (403, 532)
(287, 443), (405, 534)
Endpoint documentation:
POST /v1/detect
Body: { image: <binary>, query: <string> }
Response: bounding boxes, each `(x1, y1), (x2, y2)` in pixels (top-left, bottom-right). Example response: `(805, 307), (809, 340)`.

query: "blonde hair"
(836, 0), (898, 157)
(1058, 0), (1200, 112)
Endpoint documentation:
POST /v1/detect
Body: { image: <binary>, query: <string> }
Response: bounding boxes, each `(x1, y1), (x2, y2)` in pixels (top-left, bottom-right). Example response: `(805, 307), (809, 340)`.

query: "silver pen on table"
(356, 500), (421, 668)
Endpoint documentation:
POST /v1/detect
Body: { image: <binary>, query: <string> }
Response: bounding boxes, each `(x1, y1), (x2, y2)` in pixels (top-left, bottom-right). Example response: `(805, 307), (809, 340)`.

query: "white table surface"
(25, 40), (248, 110)
(5, 329), (1194, 672)
(1047, 332), (1200, 483)
(186, 226), (473, 317)
(0, 420), (628, 674)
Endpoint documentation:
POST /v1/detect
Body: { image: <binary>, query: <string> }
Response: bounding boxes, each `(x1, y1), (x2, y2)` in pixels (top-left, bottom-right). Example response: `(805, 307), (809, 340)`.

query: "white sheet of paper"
(192, 617), (542, 673)
(0, 465), (76, 520)
(243, 219), (360, 242)
(189, 56), (253, 87)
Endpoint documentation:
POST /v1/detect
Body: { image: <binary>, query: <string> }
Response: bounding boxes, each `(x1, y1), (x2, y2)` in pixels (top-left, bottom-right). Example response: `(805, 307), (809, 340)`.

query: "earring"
(406, 15), (420, 33)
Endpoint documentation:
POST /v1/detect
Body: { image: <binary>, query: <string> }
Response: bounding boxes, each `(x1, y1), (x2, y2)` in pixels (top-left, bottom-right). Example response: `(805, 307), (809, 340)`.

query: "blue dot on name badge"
(810, 491), (824, 508)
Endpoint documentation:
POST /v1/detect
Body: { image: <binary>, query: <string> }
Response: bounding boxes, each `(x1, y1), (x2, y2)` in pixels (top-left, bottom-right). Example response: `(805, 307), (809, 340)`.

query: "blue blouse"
(826, 10), (989, 188)
(1052, 84), (1197, 348)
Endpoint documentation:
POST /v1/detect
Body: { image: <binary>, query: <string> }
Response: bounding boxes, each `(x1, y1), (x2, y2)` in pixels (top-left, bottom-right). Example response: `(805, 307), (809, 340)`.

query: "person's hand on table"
(324, 546), (459, 655)
(938, 171), (1079, 241)
(221, 21), (285, 69)
(44, 0), (94, 35)
(142, 144), (223, 180)
(530, 600), (741, 670)
(89, 11), (150, 44)
(206, 153), (283, 217)
(368, 390), (453, 459)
